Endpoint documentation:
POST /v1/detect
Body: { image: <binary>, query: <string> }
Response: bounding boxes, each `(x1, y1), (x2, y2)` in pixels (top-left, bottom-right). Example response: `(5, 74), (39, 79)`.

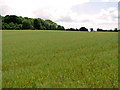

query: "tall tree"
(79, 27), (88, 31)
(34, 19), (40, 29)
(90, 28), (93, 32)
(114, 28), (118, 32)
(22, 20), (31, 29)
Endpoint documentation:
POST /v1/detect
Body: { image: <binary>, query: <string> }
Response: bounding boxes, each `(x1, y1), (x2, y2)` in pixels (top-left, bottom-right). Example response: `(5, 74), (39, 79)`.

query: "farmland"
(2, 30), (118, 88)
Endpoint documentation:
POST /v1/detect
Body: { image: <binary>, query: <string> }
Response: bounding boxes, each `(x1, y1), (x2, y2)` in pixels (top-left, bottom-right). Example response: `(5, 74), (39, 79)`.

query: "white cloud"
(96, 7), (118, 23)
(90, 0), (119, 2)
(104, 0), (119, 2)
(56, 6), (118, 30)
(0, 0), (90, 17)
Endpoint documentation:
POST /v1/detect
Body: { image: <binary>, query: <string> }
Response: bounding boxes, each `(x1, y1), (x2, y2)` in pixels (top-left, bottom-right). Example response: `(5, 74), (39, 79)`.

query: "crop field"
(2, 30), (118, 88)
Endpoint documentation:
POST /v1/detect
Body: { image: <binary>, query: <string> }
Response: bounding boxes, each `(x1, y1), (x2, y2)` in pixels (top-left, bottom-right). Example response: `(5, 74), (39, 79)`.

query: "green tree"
(114, 28), (118, 32)
(79, 27), (88, 31)
(22, 20), (31, 29)
(57, 25), (65, 30)
(0, 15), (2, 30)
(8, 22), (16, 29)
(2, 15), (66, 30)
(90, 28), (93, 32)
(34, 19), (40, 29)
(4, 15), (22, 24)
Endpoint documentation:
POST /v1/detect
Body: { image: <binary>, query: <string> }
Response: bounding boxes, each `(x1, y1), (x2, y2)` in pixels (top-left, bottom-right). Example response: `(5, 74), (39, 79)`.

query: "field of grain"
(2, 30), (118, 88)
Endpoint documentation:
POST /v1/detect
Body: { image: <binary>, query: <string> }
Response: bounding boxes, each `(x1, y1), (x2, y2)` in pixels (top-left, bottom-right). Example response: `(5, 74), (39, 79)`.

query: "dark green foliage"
(97, 28), (108, 32)
(0, 15), (2, 29)
(66, 28), (79, 31)
(2, 15), (65, 30)
(45, 19), (58, 30)
(22, 20), (31, 29)
(15, 24), (22, 30)
(97, 28), (118, 32)
(90, 28), (93, 32)
(97, 28), (103, 31)
(4, 15), (22, 24)
(57, 25), (65, 30)
(79, 27), (88, 31)
(2, 23), (9, 29)
(114, 28), (118, 32)
(45, 19), (57, 25)
(34, 19), (40, 29)
(66, 28), (76, 31)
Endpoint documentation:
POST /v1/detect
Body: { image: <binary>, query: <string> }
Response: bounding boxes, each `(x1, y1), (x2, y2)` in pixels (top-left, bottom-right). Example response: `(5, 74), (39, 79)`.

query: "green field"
(2, 30), (118, 88)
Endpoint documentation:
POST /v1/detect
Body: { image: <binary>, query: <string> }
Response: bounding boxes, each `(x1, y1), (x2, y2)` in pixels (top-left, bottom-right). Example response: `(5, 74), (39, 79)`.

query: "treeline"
(1, 15), (65, 30)
(0, 15), (119, 32)
(66, 27), (119, 32)
(66, 27), (88, 31)
(96, 28), (119, 32)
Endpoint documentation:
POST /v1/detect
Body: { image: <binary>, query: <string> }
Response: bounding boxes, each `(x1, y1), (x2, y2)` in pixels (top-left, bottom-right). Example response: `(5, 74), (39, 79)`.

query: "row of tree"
(96, 28), (119, 32)
(0, 15), (119, 32)
(1, 15), (65, 30)
(66, 27), (88, 31)
(66, 27), (119, 32)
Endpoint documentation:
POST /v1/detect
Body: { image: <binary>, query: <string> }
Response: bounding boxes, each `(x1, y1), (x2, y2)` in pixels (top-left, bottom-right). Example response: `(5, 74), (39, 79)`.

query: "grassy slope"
(2, 30), (118, 88)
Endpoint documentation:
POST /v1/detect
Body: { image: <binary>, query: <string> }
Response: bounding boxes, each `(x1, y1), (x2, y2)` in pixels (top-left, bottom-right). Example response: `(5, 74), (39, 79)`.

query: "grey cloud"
(100, 22), (117, 24)
(0, 5), (10, 15)
(90, 0), (118, 2)
(71, 2), (117, 15)
(81, 19), (93, 23)
(112, 16), (118, 19)
(56, 16), (73, 22)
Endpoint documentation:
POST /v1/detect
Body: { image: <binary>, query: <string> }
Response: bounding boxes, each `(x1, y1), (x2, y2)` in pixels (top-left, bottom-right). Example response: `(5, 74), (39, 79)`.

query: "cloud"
(32, 0), (90, 19)
(96, 7), (118, 23)
(33, 7), (52, 19)
(90, 0), (119, 2)
(55, 16), (73, 22)
(57, 6), (118, 30)
(93, 7), (118, 29)
(0, 5), (11, 15)
(0, 0), (90, 16)
(103, 0), (119, 2)
(71, 2), (117, 15)
(81, 19), (93, 23)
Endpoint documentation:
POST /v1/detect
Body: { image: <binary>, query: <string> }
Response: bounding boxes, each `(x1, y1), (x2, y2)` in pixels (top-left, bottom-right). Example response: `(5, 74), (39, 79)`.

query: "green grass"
(2, 30), (118, 88)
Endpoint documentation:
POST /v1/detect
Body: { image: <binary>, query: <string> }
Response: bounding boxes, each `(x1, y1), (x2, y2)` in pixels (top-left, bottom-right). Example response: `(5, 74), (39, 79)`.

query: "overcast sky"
(0, 0), (119, 30)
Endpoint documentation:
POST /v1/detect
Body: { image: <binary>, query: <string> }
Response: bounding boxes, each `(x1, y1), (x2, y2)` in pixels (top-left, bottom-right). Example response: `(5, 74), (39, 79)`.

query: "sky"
(0, 0), (119, 30)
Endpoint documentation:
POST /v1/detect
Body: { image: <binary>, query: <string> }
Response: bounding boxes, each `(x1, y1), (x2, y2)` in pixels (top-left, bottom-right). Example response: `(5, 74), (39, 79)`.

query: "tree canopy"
(2, 15), (65, 30)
